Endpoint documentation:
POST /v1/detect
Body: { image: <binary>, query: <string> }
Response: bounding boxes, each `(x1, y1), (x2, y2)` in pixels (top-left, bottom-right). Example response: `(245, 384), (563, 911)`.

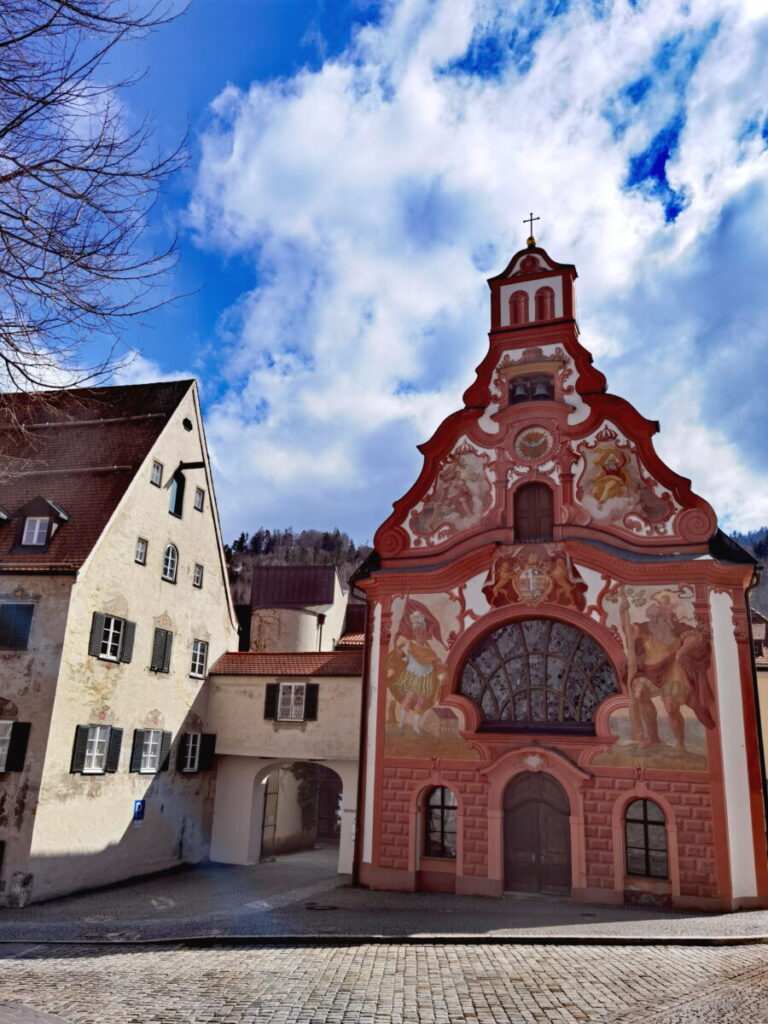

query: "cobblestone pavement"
(1, 941), (768, 1023)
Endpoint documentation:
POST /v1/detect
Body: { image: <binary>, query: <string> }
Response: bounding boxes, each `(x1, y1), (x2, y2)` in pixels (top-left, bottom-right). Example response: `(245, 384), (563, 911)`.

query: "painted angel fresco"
(409, 445), (492, 542)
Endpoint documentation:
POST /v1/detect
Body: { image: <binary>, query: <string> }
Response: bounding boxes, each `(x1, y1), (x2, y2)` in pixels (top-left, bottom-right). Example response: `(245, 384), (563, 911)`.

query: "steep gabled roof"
(0, 381), (192, 572)
(250, 564), (340, 608)
(210, 650), (363, 676)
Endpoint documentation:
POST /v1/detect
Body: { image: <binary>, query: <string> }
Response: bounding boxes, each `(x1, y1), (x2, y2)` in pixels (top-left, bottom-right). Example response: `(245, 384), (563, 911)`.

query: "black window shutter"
(162, 631), (173, 673)
(5, 722), (31, 772)
(120, 620), (136, 663)
(176, 733), (189, 771)
(88, 612), (105, 657)
(264, 683), (278, 719)
(150, 628), (165, 671)
(304, 683), (319, 721)
(105, 728), (122, 773)
(129, 730), (145, 772)
(70, 725), (90, 773)
(199, 733), (216, 771)
(158, 731), (172, 772)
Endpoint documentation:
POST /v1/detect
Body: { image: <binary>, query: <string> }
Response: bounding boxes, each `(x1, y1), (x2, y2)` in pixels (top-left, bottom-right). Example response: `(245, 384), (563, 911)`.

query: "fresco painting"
(482, 544), (587, 610)
(384, 596), (477, 760)
(408, 441), (493, 544)
(576, 427), (675, 532)
(596, 586), (714, 771)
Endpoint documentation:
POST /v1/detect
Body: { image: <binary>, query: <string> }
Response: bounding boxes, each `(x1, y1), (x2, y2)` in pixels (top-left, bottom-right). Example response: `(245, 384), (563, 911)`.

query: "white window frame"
(162, 544), (178, 582)
(22, 516), (49, 545)
(100, 616), (124, 661)
(140, 729), (163, 773)
(190, 639), (208, 678)
(83, 725), (111, 774)
(135, 537), (148, 565)
(183, 733), (201, 772)
(151, 460), (163, 486)
(194, 487), (205, 512)
(0, 720), (12, 772)
(193, 563), (204, 588)
(277, 681), (307, 722)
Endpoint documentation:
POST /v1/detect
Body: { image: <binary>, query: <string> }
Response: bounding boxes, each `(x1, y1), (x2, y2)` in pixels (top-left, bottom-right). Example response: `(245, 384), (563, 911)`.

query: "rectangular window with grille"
(183, 733), (200, 772)
(278, 682), (307, 722)
(140, 729), (162, 772)
(0, 604), (34, 650)
(84, 725), (111, 773)
(0, 721), (11, 771)
(151, 460), (163, 486)
(135, 537), (148, 565)
(194, 487), (205, 512)
(190, 639), (208, 678)
(88, 612), (135, 663)
(193, 563), (204, 588)
(21, 516), (49, 545)
(70, 725), (122, 774)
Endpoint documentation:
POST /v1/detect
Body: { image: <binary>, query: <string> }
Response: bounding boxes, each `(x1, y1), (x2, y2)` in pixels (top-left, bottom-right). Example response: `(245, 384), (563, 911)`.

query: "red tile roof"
(210, 650), (363, 676)
(336, 633), (365, 649)
(0, 381), (192, 571)
(250, 565), (338, 608)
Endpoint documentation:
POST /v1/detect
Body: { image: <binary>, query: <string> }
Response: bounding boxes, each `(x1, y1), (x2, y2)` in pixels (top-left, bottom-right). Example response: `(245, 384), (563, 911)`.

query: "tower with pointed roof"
(354, 232), (768, 910)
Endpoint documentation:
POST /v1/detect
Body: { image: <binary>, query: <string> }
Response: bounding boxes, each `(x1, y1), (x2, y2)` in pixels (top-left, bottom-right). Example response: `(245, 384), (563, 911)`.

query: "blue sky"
(109, 0), (768, 543)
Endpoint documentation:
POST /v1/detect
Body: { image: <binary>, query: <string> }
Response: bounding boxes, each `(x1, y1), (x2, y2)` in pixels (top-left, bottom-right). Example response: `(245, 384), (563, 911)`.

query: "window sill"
(97, 655), (120, 663)
(161, 577), (177, 585)
(81, 768), (106, 775)
(169, 511), (183, 519)
(189, 672), (205, 679)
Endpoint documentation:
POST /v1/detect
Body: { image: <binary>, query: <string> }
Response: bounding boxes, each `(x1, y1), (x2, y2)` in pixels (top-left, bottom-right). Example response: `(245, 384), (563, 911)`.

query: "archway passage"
(503, 772), (571, 894)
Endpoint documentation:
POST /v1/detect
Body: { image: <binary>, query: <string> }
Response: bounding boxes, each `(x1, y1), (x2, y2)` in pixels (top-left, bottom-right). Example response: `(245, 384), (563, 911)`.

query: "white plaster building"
(0, 381), (238, 905)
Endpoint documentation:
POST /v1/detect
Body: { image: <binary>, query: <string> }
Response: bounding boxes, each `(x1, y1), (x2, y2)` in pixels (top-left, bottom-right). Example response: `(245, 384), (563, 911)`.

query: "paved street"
(1, 940), (768, 1023)
(3, 847), (768, 1022)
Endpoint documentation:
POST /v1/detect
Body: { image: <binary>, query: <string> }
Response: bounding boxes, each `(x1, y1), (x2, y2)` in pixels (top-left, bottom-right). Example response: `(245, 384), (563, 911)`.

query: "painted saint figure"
(385, 600), (447, 734)
(620, 590), (714, 750)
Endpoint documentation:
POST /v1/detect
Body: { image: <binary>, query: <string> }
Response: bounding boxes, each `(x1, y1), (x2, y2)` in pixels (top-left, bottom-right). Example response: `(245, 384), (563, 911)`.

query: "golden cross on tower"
(524, 211), (540, 246)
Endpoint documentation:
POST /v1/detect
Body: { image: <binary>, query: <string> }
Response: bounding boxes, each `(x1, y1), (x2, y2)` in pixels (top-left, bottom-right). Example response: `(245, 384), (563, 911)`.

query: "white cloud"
(188, 0), (768, 539)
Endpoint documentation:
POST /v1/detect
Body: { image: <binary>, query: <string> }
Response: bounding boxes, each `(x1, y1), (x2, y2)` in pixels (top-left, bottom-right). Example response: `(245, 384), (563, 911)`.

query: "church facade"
(355, 241), (768, 911)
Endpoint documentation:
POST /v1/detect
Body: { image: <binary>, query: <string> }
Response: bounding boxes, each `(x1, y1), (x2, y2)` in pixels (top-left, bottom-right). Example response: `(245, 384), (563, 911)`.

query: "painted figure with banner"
(385, 599), (447, 734)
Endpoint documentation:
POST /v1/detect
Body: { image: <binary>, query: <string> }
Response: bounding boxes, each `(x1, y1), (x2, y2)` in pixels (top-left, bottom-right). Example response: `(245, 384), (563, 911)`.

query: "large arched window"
(424, 786), (457, 858)
(535, 286), (555, 320)
(514, 482), (553, 542)
(458, 619), (619, 731)
(625, 799), (668, 878)
(510, 290), (529, 325)
(162, 544), (178, 583)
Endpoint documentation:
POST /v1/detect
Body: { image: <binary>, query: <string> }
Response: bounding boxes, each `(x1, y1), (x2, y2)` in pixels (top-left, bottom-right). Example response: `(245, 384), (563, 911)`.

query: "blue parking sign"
(133, 799), (145, 821)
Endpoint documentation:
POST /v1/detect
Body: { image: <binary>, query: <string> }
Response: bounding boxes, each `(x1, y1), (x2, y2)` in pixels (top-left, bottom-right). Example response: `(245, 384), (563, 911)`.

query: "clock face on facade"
(514, 426), (554, 461)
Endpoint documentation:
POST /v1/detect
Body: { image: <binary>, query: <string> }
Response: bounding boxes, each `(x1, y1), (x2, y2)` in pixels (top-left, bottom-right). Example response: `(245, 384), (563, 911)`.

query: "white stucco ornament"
(524, 754), (544, 769)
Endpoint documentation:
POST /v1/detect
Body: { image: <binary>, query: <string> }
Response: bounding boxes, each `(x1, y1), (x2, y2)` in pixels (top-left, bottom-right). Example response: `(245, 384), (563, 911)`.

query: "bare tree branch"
(0, 1), (186, 406)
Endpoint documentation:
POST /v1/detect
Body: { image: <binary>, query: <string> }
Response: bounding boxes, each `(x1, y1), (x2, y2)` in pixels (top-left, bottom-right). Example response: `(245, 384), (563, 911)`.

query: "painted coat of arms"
(482, 545), (587, 610)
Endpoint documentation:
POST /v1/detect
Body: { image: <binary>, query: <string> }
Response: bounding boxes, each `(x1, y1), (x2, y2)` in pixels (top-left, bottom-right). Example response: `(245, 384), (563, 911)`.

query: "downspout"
(352, 590), (373, 888)
(745, 566), (768, 846)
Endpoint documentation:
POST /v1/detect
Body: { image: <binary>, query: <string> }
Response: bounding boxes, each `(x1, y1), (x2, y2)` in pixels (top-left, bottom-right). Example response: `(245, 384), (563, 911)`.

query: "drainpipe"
(746, 568), (768, 845)
(317, 613), (325, 651)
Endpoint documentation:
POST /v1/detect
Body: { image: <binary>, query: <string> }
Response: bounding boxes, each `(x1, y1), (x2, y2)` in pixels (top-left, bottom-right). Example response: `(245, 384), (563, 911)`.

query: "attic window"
(22, 517), (49, 545)
(169, 470), (185, 517)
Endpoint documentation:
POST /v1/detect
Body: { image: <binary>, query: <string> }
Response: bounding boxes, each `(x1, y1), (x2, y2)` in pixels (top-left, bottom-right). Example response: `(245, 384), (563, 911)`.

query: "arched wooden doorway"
(503, 772), (571, 894)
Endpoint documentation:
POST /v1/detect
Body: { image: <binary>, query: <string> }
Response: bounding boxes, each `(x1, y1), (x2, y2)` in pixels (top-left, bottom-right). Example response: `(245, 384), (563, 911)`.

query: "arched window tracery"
(458, 618), (619, 731)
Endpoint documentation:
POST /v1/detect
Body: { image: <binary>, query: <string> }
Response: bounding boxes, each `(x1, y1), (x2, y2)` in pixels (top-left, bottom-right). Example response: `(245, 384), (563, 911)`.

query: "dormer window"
(509, 373), (555, 404)
(22, 516), (49, 546)
(13, 497), (69, 551)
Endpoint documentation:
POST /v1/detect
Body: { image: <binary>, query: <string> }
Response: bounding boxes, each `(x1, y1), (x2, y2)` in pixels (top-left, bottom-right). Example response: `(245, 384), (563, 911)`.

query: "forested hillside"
(731, 526), (768, 615)
(225, 528), (372, 604)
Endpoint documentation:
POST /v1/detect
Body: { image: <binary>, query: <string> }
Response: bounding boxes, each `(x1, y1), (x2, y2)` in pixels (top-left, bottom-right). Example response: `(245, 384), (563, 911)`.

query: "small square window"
(135, 537), (148, 565)
(83, 725), (111, 773)
(0, 721), (12, 772)
(194, 487), (205, 512)
(22, 517), (49, 546)
(140, 729), (163, 773)
(193, 563), (204, 588)
(151, 461), (163, 487)
(277, 682), (306, 722)
(0, 604), (34, 650)
(190, 639), (208, 678)
(183, 733), (201, 772)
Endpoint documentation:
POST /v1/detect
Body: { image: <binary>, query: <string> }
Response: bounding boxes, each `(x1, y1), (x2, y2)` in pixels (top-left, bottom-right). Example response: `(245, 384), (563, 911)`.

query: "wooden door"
(514, 483), (553, 542)
(503, 772), (571, 895)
